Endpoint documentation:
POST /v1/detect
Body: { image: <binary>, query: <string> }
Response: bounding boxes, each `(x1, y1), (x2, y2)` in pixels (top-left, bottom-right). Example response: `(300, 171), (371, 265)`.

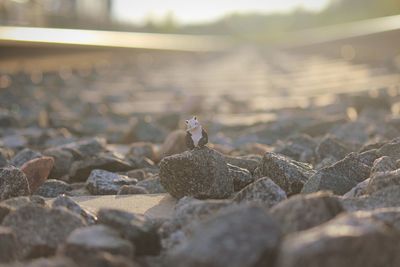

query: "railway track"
(0, 16), (399, 126)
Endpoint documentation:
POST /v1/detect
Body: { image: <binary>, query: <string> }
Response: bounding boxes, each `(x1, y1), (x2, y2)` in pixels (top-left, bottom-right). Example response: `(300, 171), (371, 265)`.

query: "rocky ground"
(1, 49), (400, 266)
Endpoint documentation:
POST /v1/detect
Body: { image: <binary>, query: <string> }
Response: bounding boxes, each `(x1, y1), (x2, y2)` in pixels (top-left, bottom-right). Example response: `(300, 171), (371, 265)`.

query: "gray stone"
(343, 178), (370, 198)
(2, 205), (86, 258)
(357, 149), (380, 167)
(136, 176), (166, 194)
(0, 226), (19, 262)
(52, 195), (96, 225)
(127, 142), (157, 162)
(86, 169), (136, 195)
(228, 163), (254, 191)
(0, 166), (30, 200)
(315, 135), (351, 163)
(371, 156), (397, 174)
(117, 185), (149, 195)
(274, 134), (317, 163)
(1, 195), (45, 209)
(302, 153), (371, 195)
(329, 121), (370, 145)
(43, 148), (74, 179)
(270, 192), (343, 234)
(234, 177), (286, 208)
(23, 257), (78, 267)
(123, 118), (167, 143)
(276, 213), (400, 267)
(169, 205), (282, 267)
(160, 198), (232, 251)
(34, 179), (72, 198)
(377, 137), (400, 160)
(69, 153), (132, 182)
(341, 185), (400, 212)
(160, 147), (234, 199)
(159, 130), (189, 159)
(10, 148), (42, 167)
(366, 169), (400, 194)
(97, 208), (161, 256)
(61, 225), (134, 259)
(255, 152), (315, 195)
(224, 155), (260, 174)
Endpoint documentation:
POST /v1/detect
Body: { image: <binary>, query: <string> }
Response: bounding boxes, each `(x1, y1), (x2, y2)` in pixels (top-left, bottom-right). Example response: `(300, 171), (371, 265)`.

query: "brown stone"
(21, 157), (54, 193)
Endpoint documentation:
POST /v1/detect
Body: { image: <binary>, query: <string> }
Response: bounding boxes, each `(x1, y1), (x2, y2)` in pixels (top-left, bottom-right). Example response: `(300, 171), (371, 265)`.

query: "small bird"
(185, 116), (208, 150)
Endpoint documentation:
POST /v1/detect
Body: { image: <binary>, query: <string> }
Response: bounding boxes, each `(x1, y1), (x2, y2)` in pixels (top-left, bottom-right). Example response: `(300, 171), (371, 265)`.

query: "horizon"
(112, 0), (332, 25)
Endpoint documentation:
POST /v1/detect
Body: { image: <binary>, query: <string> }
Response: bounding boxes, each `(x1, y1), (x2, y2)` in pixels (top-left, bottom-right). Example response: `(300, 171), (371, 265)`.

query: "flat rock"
(270, 192), (344, 234)
(255, 152), (315, 195)
(0, 166), (30, 200)
(34, 179), (72, 198)
(2, 205), (86, 258)
(302, 153), (371, 195)
(60, 225), (134, 260)
(97, 208), (161, 256)
(117, 185), (149, 195)
(233, 177), (286, 208)
(0, 226), (19, 262)
(160, 147), (234, 199)
(49, 194), (176, 220)
(21, 157), (54, 193)
(276, 213), (400, 267)
(86, 169), (136, 195)
(169, 205), (282, 267)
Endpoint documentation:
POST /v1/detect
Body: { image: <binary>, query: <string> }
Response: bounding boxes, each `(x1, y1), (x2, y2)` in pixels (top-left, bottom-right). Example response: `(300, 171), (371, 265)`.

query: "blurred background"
(0, 0), (400, 152)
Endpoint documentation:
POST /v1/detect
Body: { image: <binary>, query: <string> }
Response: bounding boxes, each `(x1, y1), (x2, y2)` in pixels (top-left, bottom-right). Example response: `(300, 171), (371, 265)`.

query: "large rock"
(34, 179), (72, 198)
(86, 169), (136, 195)
(254, 152), (315, 195)
(233, 177), (287, 208)
(123, 118), (167, 143)
(21, 157), (54, 193)
(97, 208), (161, 256)
(10, 148), (42, 167)
(160, 147), (234, 199)
(228, 163), (254, 191)
(302, 153), (371, 195)
(270, 192), (344, 234)
(0, 166), (30, 200)
(2, 205), (86, 258)
(343, 178), (370, 198)
(169, 205), (282, 267)
(60, 225), (134, 260)
(276, 213), (400, 267)
(0, 226), (19, 262)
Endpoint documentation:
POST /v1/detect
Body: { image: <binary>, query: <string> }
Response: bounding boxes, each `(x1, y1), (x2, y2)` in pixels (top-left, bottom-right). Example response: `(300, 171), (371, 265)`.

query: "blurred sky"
(112, 0), (331, 25)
